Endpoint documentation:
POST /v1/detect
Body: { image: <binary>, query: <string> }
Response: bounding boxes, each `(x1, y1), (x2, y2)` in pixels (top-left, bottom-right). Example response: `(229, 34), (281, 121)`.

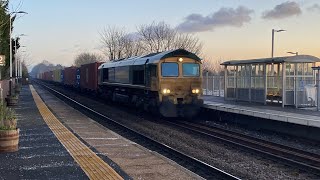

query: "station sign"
(0, 55), (5, 66)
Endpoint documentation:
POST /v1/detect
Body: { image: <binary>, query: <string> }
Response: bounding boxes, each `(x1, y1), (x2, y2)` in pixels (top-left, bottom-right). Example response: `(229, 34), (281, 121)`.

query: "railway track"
(167, 120), (320, 175)
(33, 81), (240, 180)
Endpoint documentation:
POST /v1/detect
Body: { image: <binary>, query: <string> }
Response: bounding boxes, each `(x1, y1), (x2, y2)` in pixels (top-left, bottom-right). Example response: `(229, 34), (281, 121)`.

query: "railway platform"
(202, 96), (320, 140)
(0, 85), (202, 179)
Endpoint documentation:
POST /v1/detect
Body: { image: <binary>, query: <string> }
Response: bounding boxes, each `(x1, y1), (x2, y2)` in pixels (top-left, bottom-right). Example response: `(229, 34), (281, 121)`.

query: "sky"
(8, 0), (320, 69)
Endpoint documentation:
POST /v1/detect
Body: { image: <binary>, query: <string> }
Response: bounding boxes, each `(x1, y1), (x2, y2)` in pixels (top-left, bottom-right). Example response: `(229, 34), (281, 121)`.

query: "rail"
(167, 120), (320, 175)
(33, 80), (240, 180)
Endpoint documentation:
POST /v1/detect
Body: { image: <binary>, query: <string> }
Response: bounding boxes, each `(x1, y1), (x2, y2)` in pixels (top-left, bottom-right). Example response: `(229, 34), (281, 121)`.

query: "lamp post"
(9, 11), (27, 96)
(287, 51), (298, 56)
(14, 34), (27, 84)
(19, 49), (26, 84)
(271, 29), (286, 58)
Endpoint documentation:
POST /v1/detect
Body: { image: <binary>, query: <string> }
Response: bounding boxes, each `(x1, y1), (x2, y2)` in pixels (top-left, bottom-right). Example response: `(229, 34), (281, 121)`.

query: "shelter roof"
(221, 55), (320, 65)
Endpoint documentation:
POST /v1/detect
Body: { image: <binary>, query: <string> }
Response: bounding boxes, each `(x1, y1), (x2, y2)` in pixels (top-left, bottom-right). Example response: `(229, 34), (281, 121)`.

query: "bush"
(0, 104), (17, 130)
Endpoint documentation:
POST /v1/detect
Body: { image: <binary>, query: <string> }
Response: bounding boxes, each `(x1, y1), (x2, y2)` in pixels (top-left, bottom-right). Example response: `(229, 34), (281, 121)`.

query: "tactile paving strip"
(30, 85), (123, 180)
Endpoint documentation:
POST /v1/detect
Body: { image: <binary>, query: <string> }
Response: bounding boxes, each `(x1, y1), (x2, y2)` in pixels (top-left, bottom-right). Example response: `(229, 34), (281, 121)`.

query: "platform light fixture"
(271, 29), (286, 58)
(287, 51), (298, 56)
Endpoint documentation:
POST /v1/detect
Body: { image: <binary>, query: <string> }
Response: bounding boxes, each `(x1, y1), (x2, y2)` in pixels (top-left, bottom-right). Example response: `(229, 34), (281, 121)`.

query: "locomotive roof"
(98, 49), (201, 69)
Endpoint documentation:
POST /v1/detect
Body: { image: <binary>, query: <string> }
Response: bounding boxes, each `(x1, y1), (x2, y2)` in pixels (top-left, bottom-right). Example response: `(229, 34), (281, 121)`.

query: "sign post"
(312, 66), (320, 111)
(0, 55), (6, 105)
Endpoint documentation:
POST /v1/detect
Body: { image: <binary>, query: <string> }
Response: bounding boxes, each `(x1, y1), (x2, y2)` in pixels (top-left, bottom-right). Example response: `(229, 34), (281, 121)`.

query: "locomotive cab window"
(161, 63), (178, 77)
(183, 63), (200, 77)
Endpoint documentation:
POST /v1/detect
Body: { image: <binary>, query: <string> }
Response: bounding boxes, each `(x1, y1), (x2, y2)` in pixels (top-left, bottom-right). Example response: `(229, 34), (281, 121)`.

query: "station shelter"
(221, 55), (320, 108)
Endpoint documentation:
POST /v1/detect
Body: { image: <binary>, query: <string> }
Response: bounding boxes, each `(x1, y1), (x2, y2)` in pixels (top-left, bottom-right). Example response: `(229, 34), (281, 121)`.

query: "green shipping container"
(53, 69), (63, 83)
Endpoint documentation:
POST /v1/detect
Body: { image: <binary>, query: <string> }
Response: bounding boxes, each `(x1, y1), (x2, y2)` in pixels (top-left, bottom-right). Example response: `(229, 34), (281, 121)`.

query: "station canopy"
(221, 55), (320, 108)
(221, 55), (320, 65)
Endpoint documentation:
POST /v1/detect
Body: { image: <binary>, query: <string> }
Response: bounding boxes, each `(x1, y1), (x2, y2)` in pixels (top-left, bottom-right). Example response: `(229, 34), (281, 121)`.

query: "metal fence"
(202, 74), (224, 97)
(201, 74), (320, 110)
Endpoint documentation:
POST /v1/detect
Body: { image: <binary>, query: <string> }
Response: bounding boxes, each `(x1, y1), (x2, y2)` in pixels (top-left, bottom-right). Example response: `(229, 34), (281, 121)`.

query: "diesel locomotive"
(37, 49), (203, 117)
(98, 49), (203, 117)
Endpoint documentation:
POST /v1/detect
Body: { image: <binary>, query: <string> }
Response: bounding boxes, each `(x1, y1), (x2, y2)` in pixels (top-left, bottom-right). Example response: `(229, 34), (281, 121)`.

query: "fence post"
(316, 69), (320, 111)
(212, 75), (215, 96)
(206, 71), (209, 95)
(0, 70), (2, 105)
(218, 75), (221, 97)
(295, 77), (298, 108)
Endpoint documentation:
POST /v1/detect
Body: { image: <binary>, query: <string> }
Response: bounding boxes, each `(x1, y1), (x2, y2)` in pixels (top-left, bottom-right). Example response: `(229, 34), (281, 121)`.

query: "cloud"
(262, 1), (301, 19)
(73, 44), (81, 48)
(60, 48), (71, 53)
(176, 6), (254, 33)
(307, 4), (320, 12)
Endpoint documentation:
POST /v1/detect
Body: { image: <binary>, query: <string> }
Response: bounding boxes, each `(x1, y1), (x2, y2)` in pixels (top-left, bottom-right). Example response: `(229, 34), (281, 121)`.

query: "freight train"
(36, 49), (203, 117)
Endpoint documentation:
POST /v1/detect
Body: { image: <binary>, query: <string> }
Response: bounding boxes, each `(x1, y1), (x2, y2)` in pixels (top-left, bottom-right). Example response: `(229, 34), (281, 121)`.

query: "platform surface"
(33, 84), (202, 180)
(202, 96), (320, 128)
(0, 86), (88, 179)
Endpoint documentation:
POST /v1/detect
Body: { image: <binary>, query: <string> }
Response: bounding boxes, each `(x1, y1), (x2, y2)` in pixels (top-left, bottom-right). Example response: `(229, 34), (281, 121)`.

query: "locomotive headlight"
(162, 88), (171, 94)
(178, 58), (183, 62)
(192, 89), (200, 94)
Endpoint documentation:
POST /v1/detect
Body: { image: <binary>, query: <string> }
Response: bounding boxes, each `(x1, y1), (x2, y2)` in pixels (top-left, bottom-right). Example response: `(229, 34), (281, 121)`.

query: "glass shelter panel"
(266, 63), (282, 103)
(250, 64), (266, 103)
(226, 66), (236, 99)
(285, 62), (316, 107)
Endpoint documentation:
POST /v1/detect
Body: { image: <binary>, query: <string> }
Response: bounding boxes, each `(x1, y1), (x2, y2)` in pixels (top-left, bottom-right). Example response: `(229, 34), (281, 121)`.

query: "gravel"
(36, 83), (320, 179)
(203, 120), (320, 155)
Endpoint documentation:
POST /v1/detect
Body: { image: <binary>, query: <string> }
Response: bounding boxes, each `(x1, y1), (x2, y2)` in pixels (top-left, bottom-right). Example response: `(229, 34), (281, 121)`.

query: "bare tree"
(137, 22), (177, 53)
(100, 26), (126, 60)
(100, 22), (203, 60)
(202, 56), (224, 75)
(73, 52), (103, 67)
(122, 33), (144, 58)
(174, 33), (202, 55)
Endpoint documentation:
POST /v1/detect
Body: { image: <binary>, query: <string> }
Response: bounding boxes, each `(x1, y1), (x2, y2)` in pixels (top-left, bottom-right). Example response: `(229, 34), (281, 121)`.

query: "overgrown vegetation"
(0, 0), (26, 79)
(0, 104), (16, 130)
(73, 52), (103, 67)
(0, 1), (10, 78)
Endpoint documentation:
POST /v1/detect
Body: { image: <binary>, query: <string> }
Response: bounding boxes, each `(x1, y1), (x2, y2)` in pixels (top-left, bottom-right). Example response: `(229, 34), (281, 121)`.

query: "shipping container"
(76, 68), (80, 88)
(80, 62), (102, 91)
(44, 71), (53, 81)
(64, 66), (77, 86)
(53, 69), (64, 83)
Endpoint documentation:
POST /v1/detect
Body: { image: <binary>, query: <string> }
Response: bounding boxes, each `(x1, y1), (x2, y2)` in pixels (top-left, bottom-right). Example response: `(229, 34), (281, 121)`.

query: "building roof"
(98, 49), (201, 69)
(221, 55), (320, 65)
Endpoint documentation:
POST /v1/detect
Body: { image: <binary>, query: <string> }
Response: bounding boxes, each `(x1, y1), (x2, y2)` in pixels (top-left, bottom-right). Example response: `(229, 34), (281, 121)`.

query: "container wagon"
(80, 62), (103, 92)
(64, 66), (77, 87)
(53, 69), (64, 83)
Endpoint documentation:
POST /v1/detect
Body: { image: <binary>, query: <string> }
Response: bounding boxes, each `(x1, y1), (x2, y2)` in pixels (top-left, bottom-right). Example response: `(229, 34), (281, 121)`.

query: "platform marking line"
(30, 85), (123, 180)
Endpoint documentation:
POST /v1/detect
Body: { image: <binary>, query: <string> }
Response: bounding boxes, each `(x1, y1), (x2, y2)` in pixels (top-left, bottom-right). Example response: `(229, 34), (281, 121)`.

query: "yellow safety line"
(29, 85), (123, 180)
